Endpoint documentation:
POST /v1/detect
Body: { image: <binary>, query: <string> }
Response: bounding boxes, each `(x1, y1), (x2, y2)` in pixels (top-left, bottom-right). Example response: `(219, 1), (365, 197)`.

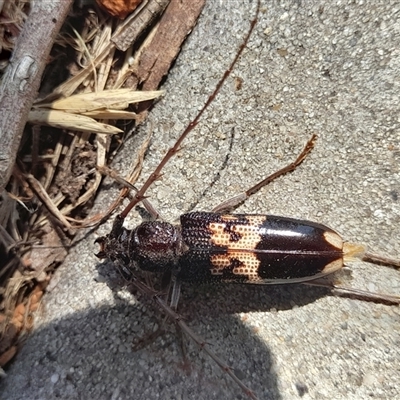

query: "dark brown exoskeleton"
(95, 136), (399, 400)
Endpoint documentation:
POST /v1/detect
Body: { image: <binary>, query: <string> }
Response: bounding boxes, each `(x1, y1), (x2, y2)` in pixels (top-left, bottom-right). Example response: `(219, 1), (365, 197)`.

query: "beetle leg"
(303, 278), (400, 305)
(98, 165), (161, 220)
(362, 251), (400, 268)
(170, 277), (182, 311)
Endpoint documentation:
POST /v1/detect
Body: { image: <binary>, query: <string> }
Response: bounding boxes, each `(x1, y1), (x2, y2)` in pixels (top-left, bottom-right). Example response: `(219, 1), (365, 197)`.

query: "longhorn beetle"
(96, 1), (400, 398)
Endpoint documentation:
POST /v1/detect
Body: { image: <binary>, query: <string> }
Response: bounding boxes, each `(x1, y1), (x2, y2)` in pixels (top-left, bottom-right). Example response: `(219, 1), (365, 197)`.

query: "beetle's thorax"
(96, 215), (185, 272)
(129, 220), (184, 271)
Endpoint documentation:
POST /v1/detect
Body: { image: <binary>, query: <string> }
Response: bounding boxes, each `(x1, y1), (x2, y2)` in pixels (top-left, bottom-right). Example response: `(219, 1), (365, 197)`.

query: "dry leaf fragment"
(29, 290), (43, 312)
(28, 228), (68, 279)
(96, 0), (144, 19)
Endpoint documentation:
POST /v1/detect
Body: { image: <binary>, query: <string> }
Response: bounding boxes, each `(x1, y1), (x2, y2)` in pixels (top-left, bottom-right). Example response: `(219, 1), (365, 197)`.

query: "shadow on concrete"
(1, 259), (330, 400)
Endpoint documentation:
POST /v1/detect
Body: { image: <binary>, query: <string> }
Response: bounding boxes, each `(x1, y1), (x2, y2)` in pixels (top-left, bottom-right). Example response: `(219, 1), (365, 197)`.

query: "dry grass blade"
(30, 90), (164, 133)
(34, 89), (164, 113)
(28, 110), (124, 135)
(82, 109), (138, 119)
(88, 124), (155, 226)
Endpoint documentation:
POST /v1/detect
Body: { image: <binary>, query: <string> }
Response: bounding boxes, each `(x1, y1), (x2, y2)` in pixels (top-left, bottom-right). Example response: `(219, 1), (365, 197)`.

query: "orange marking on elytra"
(210, 250), (262, 282)
(209, 216), (267, 250)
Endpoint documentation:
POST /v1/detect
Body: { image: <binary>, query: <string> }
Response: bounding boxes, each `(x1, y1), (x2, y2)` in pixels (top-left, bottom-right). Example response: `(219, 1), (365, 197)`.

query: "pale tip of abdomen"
(343, 242), (366, 262)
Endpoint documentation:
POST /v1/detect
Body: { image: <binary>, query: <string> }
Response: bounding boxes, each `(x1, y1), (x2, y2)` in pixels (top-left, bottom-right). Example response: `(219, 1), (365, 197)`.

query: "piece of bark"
(112, 0), (170, 51)
(0, 1), (73, 193)
(138, 0), (206, 91)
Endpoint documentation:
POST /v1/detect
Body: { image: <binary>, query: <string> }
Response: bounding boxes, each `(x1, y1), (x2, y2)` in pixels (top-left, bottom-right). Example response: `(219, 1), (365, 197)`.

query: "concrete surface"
(1, 1), (399, 399)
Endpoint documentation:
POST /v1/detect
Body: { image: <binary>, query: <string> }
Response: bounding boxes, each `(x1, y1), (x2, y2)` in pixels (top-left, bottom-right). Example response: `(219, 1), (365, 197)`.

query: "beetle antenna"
(119, 0), (261, 220)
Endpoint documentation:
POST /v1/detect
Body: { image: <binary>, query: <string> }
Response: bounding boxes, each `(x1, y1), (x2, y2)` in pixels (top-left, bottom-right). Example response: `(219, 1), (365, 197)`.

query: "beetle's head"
(95, 215), (131, 266)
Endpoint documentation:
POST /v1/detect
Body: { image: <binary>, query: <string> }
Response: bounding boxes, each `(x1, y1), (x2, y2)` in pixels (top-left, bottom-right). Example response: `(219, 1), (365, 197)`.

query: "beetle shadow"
(96, 258), (330, 316)
(179, 281), (329, 317)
